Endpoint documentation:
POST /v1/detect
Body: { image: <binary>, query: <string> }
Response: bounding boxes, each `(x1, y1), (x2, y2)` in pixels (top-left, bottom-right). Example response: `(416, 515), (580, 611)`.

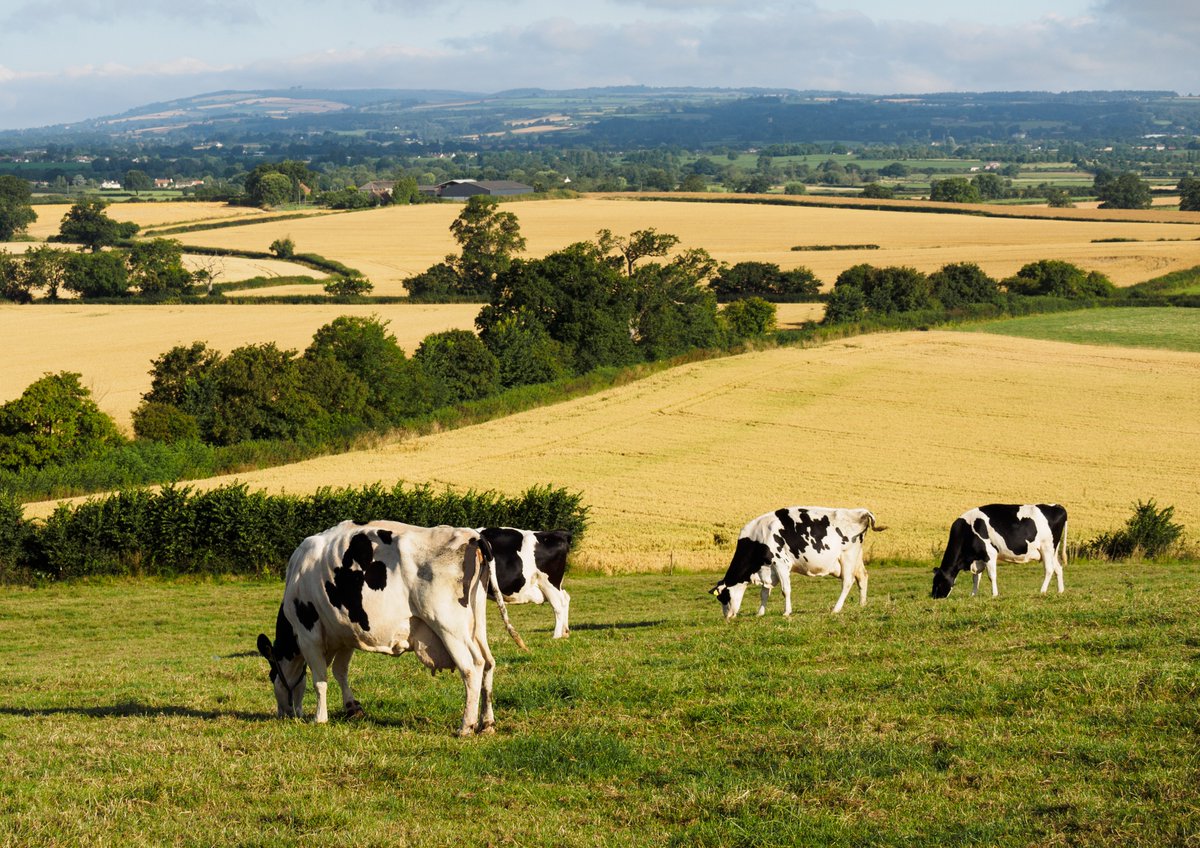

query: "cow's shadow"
(566, 620), (665, 631)
(0, 702), (271, 722)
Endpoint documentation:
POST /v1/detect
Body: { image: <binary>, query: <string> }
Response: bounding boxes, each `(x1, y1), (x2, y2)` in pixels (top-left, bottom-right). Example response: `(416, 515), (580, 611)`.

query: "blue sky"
(0, 0), (1196, 130)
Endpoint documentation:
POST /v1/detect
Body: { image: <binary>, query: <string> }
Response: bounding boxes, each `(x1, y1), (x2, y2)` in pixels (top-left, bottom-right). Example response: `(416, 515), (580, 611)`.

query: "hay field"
(177, 197), (1200, 295)
(35, 328), (1194, 571)
(21, 201), (274, 240)
(0, 303), (478, 431)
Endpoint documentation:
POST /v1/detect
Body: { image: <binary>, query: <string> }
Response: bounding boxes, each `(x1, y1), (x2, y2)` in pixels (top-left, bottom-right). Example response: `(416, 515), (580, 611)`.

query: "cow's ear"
(256, 634), (274, 661)
(709, 585), (722, 596)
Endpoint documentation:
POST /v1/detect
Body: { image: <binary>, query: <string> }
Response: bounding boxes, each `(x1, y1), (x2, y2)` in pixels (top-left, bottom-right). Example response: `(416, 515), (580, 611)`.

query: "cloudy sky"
(0, 0), (1196, 130)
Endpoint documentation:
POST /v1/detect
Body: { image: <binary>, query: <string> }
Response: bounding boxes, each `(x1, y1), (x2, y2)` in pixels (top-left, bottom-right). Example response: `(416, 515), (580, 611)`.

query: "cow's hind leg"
(538, 573), (571, 638)
(832, 562), (855, 614)
(331, 647), (364, 719)
(985, 552), (999, 596)
(1040, 543), (1063, 594)
(441, 634), (487, 737)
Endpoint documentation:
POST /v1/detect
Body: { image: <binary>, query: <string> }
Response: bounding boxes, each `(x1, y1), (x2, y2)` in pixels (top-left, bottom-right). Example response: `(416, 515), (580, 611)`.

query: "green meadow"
(965, 306), (1200, 353)
(1, 563), (1197, 847)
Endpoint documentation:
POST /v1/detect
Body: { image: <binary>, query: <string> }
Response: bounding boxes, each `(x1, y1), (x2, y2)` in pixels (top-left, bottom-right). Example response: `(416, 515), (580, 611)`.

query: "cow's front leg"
(757, 585), (771, 616)
(985, 555), (999, 596)
(538, 574), (571, 638)
(971, 567), (982, 596)
(310, 663), (330, 724)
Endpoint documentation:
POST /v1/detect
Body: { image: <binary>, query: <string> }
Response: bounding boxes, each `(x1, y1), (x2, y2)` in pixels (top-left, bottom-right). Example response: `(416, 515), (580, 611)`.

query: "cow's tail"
(866, 511), (887, 533)
(479, 536), (529, 652)
(1059, 517), (1069, 570)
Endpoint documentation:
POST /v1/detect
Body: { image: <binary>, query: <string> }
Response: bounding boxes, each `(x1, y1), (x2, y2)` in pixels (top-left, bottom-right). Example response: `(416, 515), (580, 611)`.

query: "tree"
(414, 330), (500, 406)
(404, 262), (461, 298)
(323, 274), (374, 296)
(822, 283), (866, 324)
(710, 261), (820, 301)
(304, 315), (427, 423)
(783, 182), (807, 195)
(596, 227), (680, 276)
(62, 250), (130, 298)
(723, 297), (778, 339)
(1178, 176), (1200, 212)
(629, 249), (725, 361)
(251, 173), (294, 208)
(929, 178), (981, 203)
(1094, 171), (1152, 209)
(127, 238), (194, 297)
(484, 310), (573, 388)
(861, 182), (895, 199)
(140, 341), (222, 418)
(0, 175), (37, 241)
(447, 195), (526, 294)
(928, 262), (1000, 309)
(1005, 260), (1114, 298)
(245, 161), (311, 208)
(269, 237), (295, 258)
(678, 174), (707, 192)
(123, 169), (153, 195)
(879, 162), (910, 178)
(1045, 187), (1075, 208)
(24, 246), (69, 300)
(54, 197), (139, 251)
(972, 172), (1008, 201)
(0, 372), (124, 471)
(477, 243), (638, 374)
(204, 343), (318, 445)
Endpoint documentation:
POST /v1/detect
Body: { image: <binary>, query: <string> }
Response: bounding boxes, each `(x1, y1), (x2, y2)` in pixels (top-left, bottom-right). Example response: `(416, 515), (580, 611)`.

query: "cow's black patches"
(1037, 504), (1069, 547)
(324, 531), (389, 631)
(480, 527), (528, 596)
(719, 535), (773, 588)
(533, 530), (572, 590)
(979, 504), (1037, 555)
(376, 529), (394, 546)
(273, 603), (300, 662)
(773, 508), (830, 558)
(294, 598), (320, 631)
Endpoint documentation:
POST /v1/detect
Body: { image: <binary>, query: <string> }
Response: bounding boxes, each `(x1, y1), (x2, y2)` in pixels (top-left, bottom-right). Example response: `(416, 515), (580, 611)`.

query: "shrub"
(415, 330), (501, 405)
(723, 297), (778, 338)
(323, 274), (374, 296)
(1084, 500), (1185, 560)
(929, 262), (1001, 309)
(131, 401), (201, 443)
(1005, 260), (1115, 298)
(0, 372), (124, 471)
(485, 311), (573, 388)
(269, 237), (295, 258)
(710, 262), (820, 301)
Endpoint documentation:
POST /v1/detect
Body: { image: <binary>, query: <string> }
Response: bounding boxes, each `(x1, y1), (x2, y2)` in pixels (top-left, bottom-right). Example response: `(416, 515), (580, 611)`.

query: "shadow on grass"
(0, 701), (272, 722)
(568, 620), (666, 631)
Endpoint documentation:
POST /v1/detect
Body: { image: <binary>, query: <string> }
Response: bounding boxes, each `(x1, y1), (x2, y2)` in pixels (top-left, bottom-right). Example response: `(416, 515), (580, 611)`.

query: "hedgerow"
(7, 482), (586, 581)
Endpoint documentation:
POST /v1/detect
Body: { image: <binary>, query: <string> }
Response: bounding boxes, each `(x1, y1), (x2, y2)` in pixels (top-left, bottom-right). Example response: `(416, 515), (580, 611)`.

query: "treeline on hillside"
(0, 483), (587, 581)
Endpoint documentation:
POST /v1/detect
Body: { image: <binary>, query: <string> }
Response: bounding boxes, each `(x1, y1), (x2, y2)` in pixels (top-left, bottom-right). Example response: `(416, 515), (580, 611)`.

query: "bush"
(1084, 500), (1185, 561)
(415, 330), (501, 405)
(929, 262), (1001, 309)
(723, 297), (778, 338)
(131, 401), (201, 443)
(269, 237), (295, 258)
(485, 311), (573, 388)
(1005, 260), (1115, 298)
(323, 274), (374, 296)
(0, 372), (124, 471)
(710, 261), (820, 301)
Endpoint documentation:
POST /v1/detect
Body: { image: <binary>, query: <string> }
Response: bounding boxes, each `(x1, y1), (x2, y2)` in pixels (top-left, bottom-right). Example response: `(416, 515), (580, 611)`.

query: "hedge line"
(0, 483), (587, 582)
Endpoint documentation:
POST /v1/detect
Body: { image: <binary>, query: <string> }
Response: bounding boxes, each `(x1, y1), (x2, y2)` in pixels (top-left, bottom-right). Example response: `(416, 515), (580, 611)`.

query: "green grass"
(1, 564), (1197, 846)
(964, 307), (1200, 352)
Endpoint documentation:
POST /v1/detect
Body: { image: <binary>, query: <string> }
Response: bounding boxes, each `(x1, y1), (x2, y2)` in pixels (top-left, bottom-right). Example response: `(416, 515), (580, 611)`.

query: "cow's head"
(709, 581), (748, 620)
(931, 517), (983, 599)
(257, 606), (306, 717)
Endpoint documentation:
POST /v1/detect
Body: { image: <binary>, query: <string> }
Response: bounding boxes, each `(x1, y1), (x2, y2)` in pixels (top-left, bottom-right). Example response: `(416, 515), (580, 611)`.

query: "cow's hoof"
(478, 723), (496, 735)
(456, 727), (476, 738)
(343, 702), (366, 720)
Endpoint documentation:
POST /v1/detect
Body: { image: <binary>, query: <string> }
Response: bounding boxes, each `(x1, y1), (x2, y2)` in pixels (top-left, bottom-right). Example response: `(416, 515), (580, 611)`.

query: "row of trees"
(823, 260), (1116, 324)
(0, 239), (199, 302)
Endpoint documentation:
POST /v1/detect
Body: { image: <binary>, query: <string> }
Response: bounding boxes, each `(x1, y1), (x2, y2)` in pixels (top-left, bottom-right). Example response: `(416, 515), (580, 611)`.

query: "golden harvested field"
(21, 201), (280, 240)
(176, 197), (1200, 295)
(0, 303), (478, 431)
(29, 330), (1196, 573)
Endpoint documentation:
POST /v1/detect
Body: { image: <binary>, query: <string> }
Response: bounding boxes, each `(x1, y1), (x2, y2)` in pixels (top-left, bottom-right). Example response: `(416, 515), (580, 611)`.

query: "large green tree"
(447, 195), (526, 295)
(1094, 171), (1152, 210)
(929, 177), (981, 203)
(1177, 176), (1200, 212)
(54, 197), (139, 251)
(0, 175), (37, 241)
(128, 238), (194, 297)
(1005, 260), (1115, 298)
(414, 330), (501, 406)
(928, 262), (1001, 309)
(0, 372), (124, 471)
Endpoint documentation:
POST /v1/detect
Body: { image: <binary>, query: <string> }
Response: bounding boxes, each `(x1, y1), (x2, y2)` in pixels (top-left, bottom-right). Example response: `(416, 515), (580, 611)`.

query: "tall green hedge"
(9, 482), (587, 581)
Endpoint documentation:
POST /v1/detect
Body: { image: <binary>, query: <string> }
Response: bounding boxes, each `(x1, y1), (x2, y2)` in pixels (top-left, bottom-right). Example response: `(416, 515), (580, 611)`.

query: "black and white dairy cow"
(256, 520), (526, 736)
(710, 507), (886, 618)
(478, 528), (573, 638)
(932, 503), (1068, 599)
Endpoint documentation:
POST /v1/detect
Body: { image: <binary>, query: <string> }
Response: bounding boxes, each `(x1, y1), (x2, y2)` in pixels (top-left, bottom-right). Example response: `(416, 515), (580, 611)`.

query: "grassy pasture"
(28, 317), (1198, 571)
(174, 197), (1200, 295)
(966, 306), (1200, 353)
(0, 565), (1196, 846)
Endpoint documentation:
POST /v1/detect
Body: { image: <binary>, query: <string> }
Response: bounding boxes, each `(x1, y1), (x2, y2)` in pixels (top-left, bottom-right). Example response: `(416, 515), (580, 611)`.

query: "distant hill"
(1, 86), (1195, 149)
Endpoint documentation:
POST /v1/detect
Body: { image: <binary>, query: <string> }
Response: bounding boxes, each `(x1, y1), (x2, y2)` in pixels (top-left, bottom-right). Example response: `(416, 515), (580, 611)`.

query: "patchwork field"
(170, 196), (1200, 295)
(28, 312), (1198, 572)
(0, 303), (480, 431)
(20, 200), (285, 240)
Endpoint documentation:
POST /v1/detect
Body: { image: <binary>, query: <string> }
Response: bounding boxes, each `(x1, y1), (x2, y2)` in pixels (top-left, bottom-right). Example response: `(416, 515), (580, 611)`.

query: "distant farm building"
(359, 180), (396, 200)
(419, 179), (534, 199)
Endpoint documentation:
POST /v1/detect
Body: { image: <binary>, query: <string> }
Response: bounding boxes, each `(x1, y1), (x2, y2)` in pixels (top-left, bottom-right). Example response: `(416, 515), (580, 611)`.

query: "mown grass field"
(31, 311), (1194, 570)
(1, 564), (1196, 847)
(966, 306), (1200, 352)
(172, 197), (1200, 295)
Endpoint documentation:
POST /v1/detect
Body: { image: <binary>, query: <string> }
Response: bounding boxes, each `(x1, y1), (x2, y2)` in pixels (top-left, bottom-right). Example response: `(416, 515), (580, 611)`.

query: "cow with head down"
(256, 520), (526, 737)
(932, 503), (1068, 599)
(478, 527), (573, 638)
(711, 506), (886, 618)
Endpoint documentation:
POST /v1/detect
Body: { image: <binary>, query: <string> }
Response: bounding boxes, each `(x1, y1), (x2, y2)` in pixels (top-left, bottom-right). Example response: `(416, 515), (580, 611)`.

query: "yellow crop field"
(31, 330), (1195, 574)
(21, 201), (277, 240)
(0, 303), (478, 431)
(176, 197), (1200, 295)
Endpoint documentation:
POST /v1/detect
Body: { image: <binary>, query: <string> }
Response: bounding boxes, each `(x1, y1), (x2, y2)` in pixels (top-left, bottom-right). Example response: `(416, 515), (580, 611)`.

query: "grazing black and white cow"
(932, 503), (1068, 599)
(710, 507), (886, 618)
(256, 520), (526, 736)
(478, 528), (573, 638)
